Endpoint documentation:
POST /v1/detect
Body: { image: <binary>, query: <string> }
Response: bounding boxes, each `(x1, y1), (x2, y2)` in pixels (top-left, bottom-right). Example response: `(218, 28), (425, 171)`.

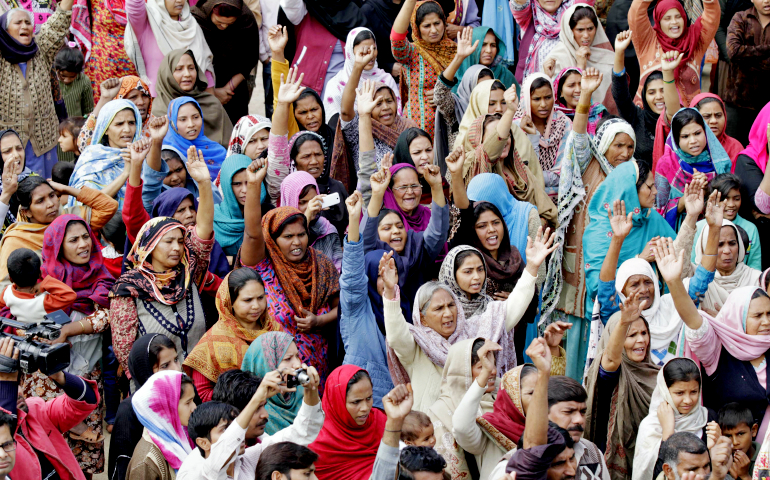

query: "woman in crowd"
(110, 146), (215, 376)
(391, 0), (457, 138)
(151, 49), (233, 148)
(360, 0), (401, 78)
(632, 358), (710, 480)
(552, 68), (608, 135)
(192, 0), (260, 122)
(184, 269), (279, 401)
(124, 0), (214, 97)
(213, 154), (254, 257)
(389, 127), (453, 207)
(453, 26), (517, 93)
(628, 0), (719, 108)
(0, 129), (33, 232)
(228, 115), (271, 159)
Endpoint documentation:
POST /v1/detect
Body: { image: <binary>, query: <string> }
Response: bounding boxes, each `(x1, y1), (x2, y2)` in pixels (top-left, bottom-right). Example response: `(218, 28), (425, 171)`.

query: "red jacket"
(10, 378), (100, 480)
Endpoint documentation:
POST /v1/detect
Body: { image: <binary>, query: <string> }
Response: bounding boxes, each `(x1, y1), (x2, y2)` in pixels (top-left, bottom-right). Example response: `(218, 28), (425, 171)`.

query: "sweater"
(0, 276), (77, 322)
(60, 72), (94, 119)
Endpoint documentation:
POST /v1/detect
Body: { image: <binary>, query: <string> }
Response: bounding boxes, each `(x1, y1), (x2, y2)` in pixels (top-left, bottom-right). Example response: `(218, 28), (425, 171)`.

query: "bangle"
(576, 103), (591, 115)
(663, 78), (675, 84)
(78, 320), (87, 333)
(701, 253), (716, 256)
(384, 429), (402, 432)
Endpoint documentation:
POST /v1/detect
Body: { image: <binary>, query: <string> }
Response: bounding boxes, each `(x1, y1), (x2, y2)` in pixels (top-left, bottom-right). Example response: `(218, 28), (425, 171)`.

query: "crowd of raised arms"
(1, 0), (770, 479)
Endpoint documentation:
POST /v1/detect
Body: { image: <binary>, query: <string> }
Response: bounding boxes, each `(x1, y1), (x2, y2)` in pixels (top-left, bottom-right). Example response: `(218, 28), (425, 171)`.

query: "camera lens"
(297, 370), (310, 386)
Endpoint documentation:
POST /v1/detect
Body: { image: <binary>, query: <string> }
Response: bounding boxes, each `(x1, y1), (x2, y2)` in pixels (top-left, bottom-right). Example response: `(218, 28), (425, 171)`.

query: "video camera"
(0, 311), (71, 376)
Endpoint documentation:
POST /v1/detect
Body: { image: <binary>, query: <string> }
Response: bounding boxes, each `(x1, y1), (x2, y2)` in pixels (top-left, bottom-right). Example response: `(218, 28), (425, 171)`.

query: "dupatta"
(453, 27), (517, 94)
(739, 101), (770, 174)
(212, 154), (252, 255)
(477, 365), (529, 452)
(279, 171), (338, 246)
(383, 164), (432, 232)
(409, 1), (457, 76)
(553, 67), (608, 135)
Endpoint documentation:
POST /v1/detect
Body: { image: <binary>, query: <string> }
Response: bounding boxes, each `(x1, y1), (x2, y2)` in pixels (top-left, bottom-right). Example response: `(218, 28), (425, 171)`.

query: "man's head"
(506, 424), (576, 480)
(255, 442), (318, 480)
(718, 402), (758, 455)
(212, 370), (265, 441)
(188, 401), (240, 458)
(661, 432), (711, 480)
(547, 376), (588, 443)
(398, 446), (449, 480)
(0, 410), (17, 479)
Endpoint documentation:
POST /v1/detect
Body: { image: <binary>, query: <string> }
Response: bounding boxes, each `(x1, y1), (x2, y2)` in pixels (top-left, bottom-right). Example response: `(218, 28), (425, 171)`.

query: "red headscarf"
(690, 93), (744, 169)
(738, 100), (770, 174)
(653, 0), (703, 79)
(476, 365), (528, 451)
(309, 365), (386, 480)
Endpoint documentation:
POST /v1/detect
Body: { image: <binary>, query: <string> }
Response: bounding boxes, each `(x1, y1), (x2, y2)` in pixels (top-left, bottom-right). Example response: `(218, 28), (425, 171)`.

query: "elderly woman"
(0, 0), (74, 177)
(0, 129), (33, 232)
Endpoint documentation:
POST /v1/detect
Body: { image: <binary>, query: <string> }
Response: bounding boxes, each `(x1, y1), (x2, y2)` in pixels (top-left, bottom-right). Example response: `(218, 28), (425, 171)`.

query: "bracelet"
(78, 320), (87, 333)
(384, 429), (402, 432)
(576, 103), (591, 115)
(663, 78), (675, 84)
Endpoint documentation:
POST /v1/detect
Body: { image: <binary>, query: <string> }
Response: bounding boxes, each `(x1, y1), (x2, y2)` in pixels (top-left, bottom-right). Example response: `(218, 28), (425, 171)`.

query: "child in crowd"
(54, 44), (93, 163)
(58, 116), (86, 162)
(401, 411), (436, 449)
(52, 161), (75, 206)
(99, 211), (127, 278)
(0, 248), (76, 322)
(718, 403), (760, 480)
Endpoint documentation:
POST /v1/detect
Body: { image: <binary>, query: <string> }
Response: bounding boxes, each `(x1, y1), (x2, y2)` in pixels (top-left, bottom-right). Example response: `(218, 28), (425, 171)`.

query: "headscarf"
(641, 73), (664, 136)
(227, 115), (271, 157)
(652, 0), (703, 80)
(438, 245), (493, 319)
(633, 358), (709, 480)
(41, 215), (114, 315)
(289, 128), (336, 196)
(584, 315), (659, 480)
(365, 249), (411, 335)
(117, 76), (153, 117)
(0, 8), (37, 63)
(521, 0), (570, 78)
(453, 27), (517, 96)
(739, 101), (770, 174)
(152, 49), (233, 147)
(383, 164), (432, 232)
(477, 365), (530, 451)
(467, 173), (535, 260)
(453, 65), (494, 124)
(128, 334), (170, 387)
(506, 426), (571, 480)
(241, 331), (303, 435)
(409, 1), (457, 75)
(163, 96), (228, 182)
(689, 93), (744, 163)
(262, 206), (340, 315)
(68, 100), (142, 209)
(309, 365), (387, 480)
(455, 79), (502, 150)
(592, 117), (637, 165)
(183, 271), (278, 383)
(303, 0), (366, 41)
(553, 67), (608, 135)
(212, 154), (252, 255)
(279, 171), (338, 247)
(131, 371), (194, 471)
(323, 27), (402, 121)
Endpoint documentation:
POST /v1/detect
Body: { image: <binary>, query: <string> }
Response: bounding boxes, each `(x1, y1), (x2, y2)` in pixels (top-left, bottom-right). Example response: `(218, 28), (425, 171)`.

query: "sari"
(212, 154), (252, 256)
(553, 68), (607, 135)
(477, 365), (529, 452)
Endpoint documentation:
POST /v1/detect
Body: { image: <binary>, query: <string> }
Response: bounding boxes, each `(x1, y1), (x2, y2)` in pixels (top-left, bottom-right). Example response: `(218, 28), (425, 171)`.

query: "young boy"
(401, 411), (436, 449)
(718, 402), (759, 480)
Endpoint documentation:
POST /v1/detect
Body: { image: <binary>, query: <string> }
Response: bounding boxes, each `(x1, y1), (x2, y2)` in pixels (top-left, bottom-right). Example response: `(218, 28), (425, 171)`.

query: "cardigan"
(60, 72), (94, 119)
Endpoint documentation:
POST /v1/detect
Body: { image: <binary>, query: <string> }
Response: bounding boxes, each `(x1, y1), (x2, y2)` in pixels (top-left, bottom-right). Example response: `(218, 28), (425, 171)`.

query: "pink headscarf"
(738, 101), (770, 174)
(382, 164), (432, 232)
(279, 171), (337, 243)
(689, 93), (744, 169)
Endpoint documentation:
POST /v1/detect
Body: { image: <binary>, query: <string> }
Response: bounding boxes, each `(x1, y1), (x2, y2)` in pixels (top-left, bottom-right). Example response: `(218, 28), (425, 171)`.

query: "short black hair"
(470, 338), (486, 367)
(101, 211), (127, 255)
(402, 411), (432, 443)
(212, 369), (261, 411)
(148, 334), (177, 369)
(672, 109), (707, 144)
(0, 410), (17, 438)
(709, 174), (742, 199)
(256, 442), (318, 480)
(530, 77), (552, 95)
(8, 248), (40, 288)
(54, 45), (84, 73)
(188, 401), (240, 455)
(548, 376), (588, 408)
(718, 402), (756, 432)
(16, 176), (53, 210)
(399, 446), (447, 480)
(211, 2), (241, 17)
(636, 160), (652, 191)
(660, 432), (708, 470)
(51, 161), (75, 186)
(228, 268), (264, 305)
(415, 1), (445, 28)
(58, 116), (86, 139)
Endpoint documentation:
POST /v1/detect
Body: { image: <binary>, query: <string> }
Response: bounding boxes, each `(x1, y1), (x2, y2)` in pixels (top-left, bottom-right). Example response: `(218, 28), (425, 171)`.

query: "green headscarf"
(212, 154), (253, 256)
(452, 27), (518, 95)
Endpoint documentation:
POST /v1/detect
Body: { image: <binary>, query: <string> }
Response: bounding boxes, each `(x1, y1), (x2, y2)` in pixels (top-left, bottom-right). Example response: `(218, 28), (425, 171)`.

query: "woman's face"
(210, 12), (238, 30)
(152, 346), (181, 373)
(173, 54), (198, 92)
(455, 254), (486, 297)
(0, 134), (24, 166)
(165, 0), (185, 18)
(392, 168), (422, 215)
(371, 88), (397, 126)
(176, 103), (203, 141)
(150, 228), (185, 271)
(668, 379), (700, 415)
(572, 17), (597, 47)
(231, 280), (267, 326)
(353, 38), (378, 71)
(106, 109), (137, 149)
(58, 130), (76, 153)
(178, 383), (197, 427)
(173, 197), (197, 227)
(297, 187), (318, 215)
(408, 136), (433, 176)
(244, 129), (270, 160)
(420, 289), (458, 339)
(716, 226), (740, 275)
(520, 372), (537, 415)
(418, 12), (445, 44)
(645, 79), (666, 114)
(723, 188), (741, 221)
(483, 119), (512, 160)
(698, 101), (726, 139)
(275, 219), (308, 263)
(531, 85), (554, 121)
(488, 89), (507, 115)
(346, 378), (374, 426)
(623, 319), (650, 362)
(537, 0), (562, 14)
(622, 274), (655, 309)
(277, 342), (302, 373)
(479, 32), (498, 66)
(123, 89), (151, 122)
(471, 359), (497, 393)
(474, 210), (505, 254)
(677, 122), (707, 157)
(660, 8), (685, 39)
(637, 171), (657, 209)
(560, 73), (582, 109)
(61, 222), (92, 266)
(605, 133), (635, 166)
(294, 97), (323, 132)
(163, 157), (188, 189)
(24, 184), (59, 224)
(231, 169), (248, 207)
(294, 140), (325, 179)
(377, 212), (407, 254)
(745, 295), (770, 336)
(6, 11), (33, 46)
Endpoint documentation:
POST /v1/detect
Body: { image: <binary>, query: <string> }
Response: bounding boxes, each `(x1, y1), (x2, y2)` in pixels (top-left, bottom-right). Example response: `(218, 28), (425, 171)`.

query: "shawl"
(584, 315), (660, 480)
(212, 154), (252, 255)
(689, 93), (743, 164)
(383, 163), (432, 232)
(467, 173), (534, 260)
(409, 1), (457, 76)
(183, 271), (278, 383)
(365, 249), (411, 335)
(227, 114), (271, 157)
(553, 67), (607, 135)
(505, 426), (570, 480)
(131, 371), (195, 471)
(632, 358), (709, 480)
(309, 365), (387, 480)
(429, 338), (497, 480)
(111, 217), (191, 305)
(477, 365), (529, 452)
(279, 171), (338, 246)
(438, 245), (494, 319)
(323, 27), (402, 121)
(453, 64), (494, 124)
(0, 9), (37, 63)
(652, 0), (703, 81)
(124, 0), (214, 89)
(128, 333), (165, 386)
(583, 161), (676, 321)
(693, 219), (760, 312)
(481, 0), (516, 65)
(163, 96), (229, 182)
(0, 220), (47, 281)
(453, 27), (517, 95)
(656, 108), (732, 228)
(739, 100), (770, 174)
(262, 206), (340, 315)
(152, 49), (233, 147)
(521, 0), (569, 78)
(67, 100), (142, 209)
(514, 73), (572, 173)
(41, 214), (114, 315)
(546, 4), (616, 111)
(241, 331), (304, 435)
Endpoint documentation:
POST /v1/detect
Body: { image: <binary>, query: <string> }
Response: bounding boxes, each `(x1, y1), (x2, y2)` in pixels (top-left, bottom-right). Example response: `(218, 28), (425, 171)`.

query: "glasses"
(0, 440), (15, 453)
(393, 184), (422, 194)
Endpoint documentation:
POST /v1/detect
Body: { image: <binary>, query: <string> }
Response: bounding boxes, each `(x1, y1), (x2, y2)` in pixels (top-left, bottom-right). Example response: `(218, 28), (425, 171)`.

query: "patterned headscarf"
(477, 365), (530, 451)
(117, 75), (153, 118)
(438, 245), (493, 319)
(409, 1), (457, 76)
(227, 114), (271, 157)
(279, 171), (337, 245)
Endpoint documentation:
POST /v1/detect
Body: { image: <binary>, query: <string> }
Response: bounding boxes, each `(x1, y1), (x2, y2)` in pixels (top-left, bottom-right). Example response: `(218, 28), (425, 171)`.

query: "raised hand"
(729, 449), (751, 480)
(660, 50), (684, 72)
(423, 164), (442, 188)
(653, 237), (685, 283)
(543, 321), (572, 348)
(256, 370), (285, 400)
(683, 179), (705, 217)
(354, 44), (377, 70)
(519, 115), (537, 135)
(455, 26), (479, 59)
(381, 152), (394, 171)
(383, 383), (414, 421)
(186, 146), (211, 183)
(277, 67), (306, 105)
(379, 251), (398, 294)
(147, 115), (169, 142)
(370, 166), (391, 198)
(526, 337), (552, 373)
(1, 156), (22, 200)
(299, 363), (321, 394)
(619, 291), (647, 324)
(706, 422), (721, 450)
(543, 57), (556, 78)
(356, 80), (382, 117)
(100, 77), (121, 101)
(477, 339), (501, 375)
(525, 227), (559, 272)
(268, 25), (289, 54)
(445, 146), (465, 177)
(576, 46), (592, 69)
(639, 236), (661, 263)
(503, 84), (518, 113)
(581, 68), (603, 95)
(657, 401), (676, 438)
(710, 436), (734, 480)
(608, 199), (633, 239)
(614, 30), (633, 52)
(345, 190), (363, 219)
(130, 138), (151, 164)
(704, 190), (725, 228)
(304, 195), (324, 222)
(246, 156), (268, 185)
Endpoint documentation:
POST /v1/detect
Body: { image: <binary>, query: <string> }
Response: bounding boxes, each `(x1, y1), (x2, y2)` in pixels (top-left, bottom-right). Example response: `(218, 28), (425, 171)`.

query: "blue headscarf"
(467, 173), (534, 263)
(213, 154), (253, 256)
(482, 1), (516, 65)
(453, 27), (517, 95)
(365, 249), (411, 335)
(68, 99), (142, 209)
(163, 97), (227, 182)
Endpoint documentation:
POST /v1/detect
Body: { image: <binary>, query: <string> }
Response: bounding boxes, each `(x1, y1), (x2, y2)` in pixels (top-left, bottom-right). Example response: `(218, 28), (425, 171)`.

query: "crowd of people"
(0, 0), (769, 478)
